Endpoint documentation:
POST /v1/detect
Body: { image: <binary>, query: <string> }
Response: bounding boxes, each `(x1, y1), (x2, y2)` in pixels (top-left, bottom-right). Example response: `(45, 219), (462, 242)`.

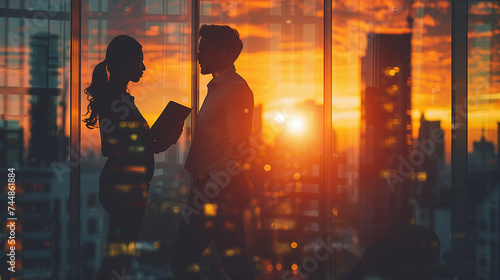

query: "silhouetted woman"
(83, 35), (176, 280)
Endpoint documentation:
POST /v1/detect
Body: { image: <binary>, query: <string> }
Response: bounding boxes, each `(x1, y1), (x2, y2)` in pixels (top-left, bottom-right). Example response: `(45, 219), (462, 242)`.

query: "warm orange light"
(383, 102), (394, 112)
(276, 263), (283, 270)
(291, 264), (298, 270)
(204, 203), (218, 217)
(264, 164), (271, 171)
(332, 208), (338, 217)
(417, 172), (427, 181)
(186, 264), (200, 273)
(124, 166), (147, 173)
(274, 113), (286, 124)
(287, 116), (306, 134)
(267, 264), (273, 271)
(290, 242), (298, 249)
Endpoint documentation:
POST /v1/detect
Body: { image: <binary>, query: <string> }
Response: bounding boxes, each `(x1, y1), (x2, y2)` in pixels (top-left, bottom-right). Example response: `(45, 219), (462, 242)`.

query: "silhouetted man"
(170, 25), (255, 279)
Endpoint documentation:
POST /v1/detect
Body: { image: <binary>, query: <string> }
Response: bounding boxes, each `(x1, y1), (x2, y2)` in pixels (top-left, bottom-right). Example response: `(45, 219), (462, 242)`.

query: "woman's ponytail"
(83, 60), (108, 129)
(83, 35), (143, 129)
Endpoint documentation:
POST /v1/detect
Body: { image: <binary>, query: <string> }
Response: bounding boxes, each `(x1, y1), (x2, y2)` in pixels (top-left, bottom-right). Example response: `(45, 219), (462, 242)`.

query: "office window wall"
(0, 0), (71, 279)
(330, 1), (453, 279)
(199, 1), (326, 278)
(468, 1), (500, 279)
(79, 1), (192, 279)
(0, 0), (497, 279)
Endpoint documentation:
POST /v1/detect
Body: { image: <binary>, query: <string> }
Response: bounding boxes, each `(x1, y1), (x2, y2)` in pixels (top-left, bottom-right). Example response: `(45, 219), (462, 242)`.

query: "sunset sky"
(76, 0), (500, 162)
(1, 0), (498, 162)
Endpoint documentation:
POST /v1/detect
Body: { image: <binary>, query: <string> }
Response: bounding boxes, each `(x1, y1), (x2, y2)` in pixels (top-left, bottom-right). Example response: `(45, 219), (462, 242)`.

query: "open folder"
(150, 101), (192, 147)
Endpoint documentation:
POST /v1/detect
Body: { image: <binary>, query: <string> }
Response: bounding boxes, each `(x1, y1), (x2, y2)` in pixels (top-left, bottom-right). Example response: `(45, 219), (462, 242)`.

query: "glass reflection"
(1, 0), (491, 279)
(333, 1), (452, 279)
(468, 1), (500, 280)
(0, 0), (71, 279)
(81, 1), (192, 279)
(199, 1), (326, 279)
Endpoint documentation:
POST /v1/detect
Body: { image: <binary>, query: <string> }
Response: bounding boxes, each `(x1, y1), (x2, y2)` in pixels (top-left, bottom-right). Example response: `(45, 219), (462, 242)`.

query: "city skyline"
(1, 0), (499, 279)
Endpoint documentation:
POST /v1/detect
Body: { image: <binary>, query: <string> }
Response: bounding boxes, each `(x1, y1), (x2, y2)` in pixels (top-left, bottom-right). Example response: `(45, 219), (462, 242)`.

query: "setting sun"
(287, 116), (306, 134)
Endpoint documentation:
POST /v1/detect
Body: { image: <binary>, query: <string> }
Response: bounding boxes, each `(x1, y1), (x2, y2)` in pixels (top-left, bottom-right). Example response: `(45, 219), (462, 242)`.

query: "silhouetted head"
(83, 35), (146, 129)
(105, 35), (145, 83)
(196, 25), (243, 75)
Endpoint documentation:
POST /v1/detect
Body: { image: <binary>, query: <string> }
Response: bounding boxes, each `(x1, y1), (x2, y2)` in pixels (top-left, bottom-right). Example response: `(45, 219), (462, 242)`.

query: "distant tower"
(497, 122), (500, 169)
(470, 128), (495, 173)
(0, 120), (24, 168)
(28, 33), (61, 167)
(359, 32), (412, 239)
(416, 113), (445, 196)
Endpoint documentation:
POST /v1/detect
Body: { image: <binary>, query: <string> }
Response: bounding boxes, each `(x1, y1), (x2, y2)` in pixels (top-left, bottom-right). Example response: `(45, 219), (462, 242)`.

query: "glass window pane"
(146, 0), (163, 14)
(89, 0), (99, 12)
(332, 1), (452, 279)
(1, 0), (486, 278)
(9, 0), (21, 9)
(468, 2), (500, 279)
(81, 1), (192, 279)
(200, 1), (325, 278)
(0, 3), (71, 279)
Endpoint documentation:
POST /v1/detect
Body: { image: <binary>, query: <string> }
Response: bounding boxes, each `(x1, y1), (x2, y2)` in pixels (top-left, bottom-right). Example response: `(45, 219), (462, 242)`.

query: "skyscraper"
(0, 120), (24, 168)
(416, 113), (445, 196)
(359, 33), (412, 240)
(28, 33), (62, 167)
(470, 129), (495, 173)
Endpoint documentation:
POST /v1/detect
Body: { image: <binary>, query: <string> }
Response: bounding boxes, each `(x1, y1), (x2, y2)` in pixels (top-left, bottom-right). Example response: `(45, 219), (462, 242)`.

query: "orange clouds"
(421, 14), (436, 27)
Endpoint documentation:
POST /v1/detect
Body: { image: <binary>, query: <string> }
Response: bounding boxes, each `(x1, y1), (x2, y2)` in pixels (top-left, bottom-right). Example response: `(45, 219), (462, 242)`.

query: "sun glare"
(287, 116), (306, 134)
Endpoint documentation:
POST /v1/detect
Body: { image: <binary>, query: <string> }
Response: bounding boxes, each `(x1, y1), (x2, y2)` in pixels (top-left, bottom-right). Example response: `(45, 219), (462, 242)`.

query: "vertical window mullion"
(451, 0), (468, 279)
(323, 0), (333, 278)
(70, 0), (81, 279)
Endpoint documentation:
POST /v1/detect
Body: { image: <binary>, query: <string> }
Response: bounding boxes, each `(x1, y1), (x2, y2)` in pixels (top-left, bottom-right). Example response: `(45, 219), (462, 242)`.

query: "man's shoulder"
(225, 72), (251, 91)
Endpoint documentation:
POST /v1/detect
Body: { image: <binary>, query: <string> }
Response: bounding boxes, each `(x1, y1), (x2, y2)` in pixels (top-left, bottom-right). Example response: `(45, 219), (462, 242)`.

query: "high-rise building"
(415, 113), (445, 196)
(0, 120), (24, 168)
(470, 129), (495, 174)
(0, 32), (74, 279)
(28, 33), (63, 167)
(498, 122), (500, 168)
(413, 114), (451, 261)
(468, 168), (500, 280)
(359, 33), (413, 240)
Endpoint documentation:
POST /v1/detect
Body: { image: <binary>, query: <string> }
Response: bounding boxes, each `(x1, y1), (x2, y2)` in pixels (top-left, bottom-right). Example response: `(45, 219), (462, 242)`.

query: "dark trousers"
(170, 172), (255, 280)
(94, 157), (152, 280)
